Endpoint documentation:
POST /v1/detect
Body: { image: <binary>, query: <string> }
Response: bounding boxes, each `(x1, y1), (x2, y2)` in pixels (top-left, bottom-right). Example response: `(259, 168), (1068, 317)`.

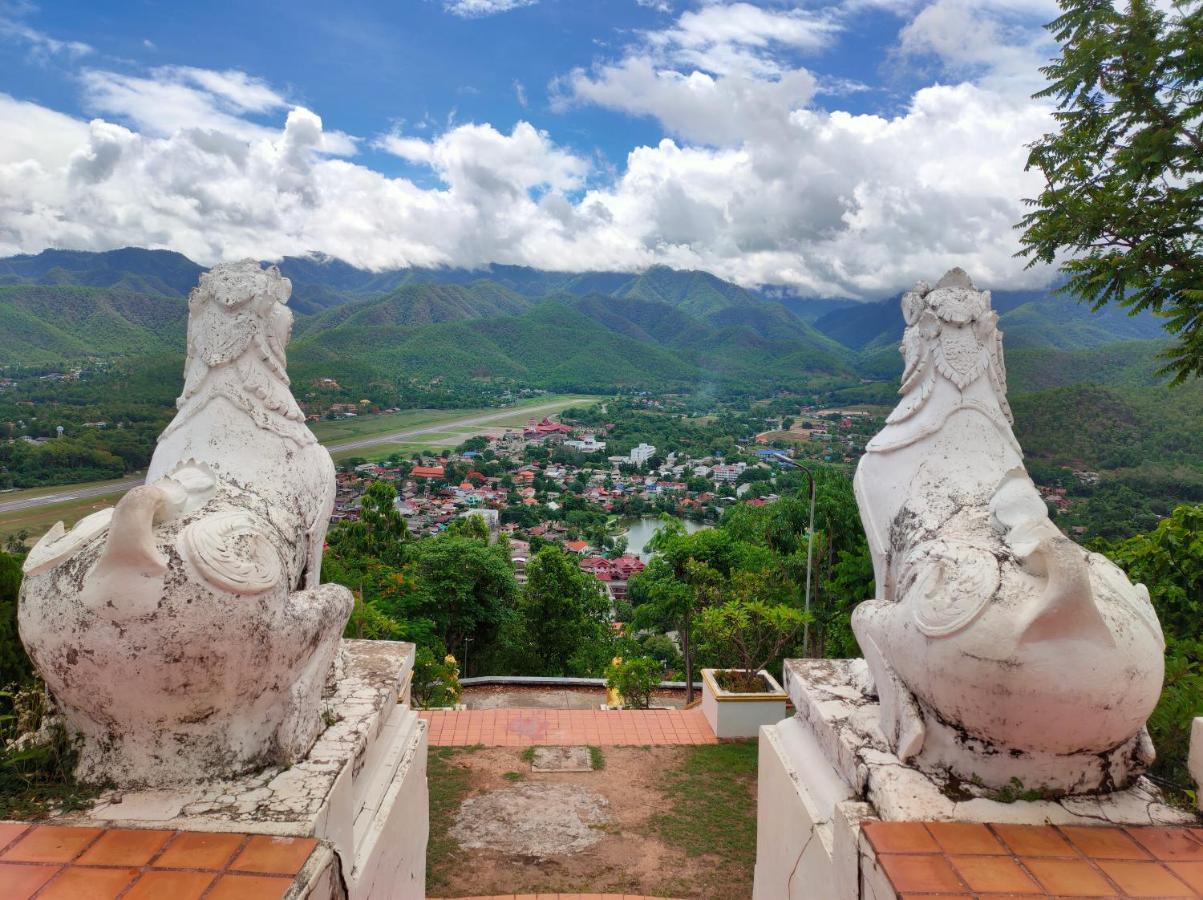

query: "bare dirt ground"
(427, 745), (755, 899)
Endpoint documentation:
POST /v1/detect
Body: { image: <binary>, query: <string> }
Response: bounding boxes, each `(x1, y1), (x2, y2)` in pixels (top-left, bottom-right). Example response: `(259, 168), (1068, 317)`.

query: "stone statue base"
(51, 640), (428, 900)
(752, 659), (1193, 900)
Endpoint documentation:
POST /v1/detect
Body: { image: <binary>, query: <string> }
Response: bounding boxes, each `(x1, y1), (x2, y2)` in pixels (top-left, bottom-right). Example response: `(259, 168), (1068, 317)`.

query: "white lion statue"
(19, 260), (352, 787)
(852, 268), (1165, 795)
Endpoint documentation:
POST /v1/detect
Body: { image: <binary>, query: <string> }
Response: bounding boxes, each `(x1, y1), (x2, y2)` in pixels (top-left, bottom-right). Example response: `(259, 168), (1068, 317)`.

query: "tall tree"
(408, 534), (517, 671)
(504, 545), (612, 676)
(1019, 0), (1203, 381)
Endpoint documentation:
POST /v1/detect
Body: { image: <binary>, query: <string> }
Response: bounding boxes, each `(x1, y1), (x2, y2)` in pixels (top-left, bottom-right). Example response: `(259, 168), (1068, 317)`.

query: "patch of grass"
(519, 746), (536, 764)
(588, 746), (605, 770)
(502, 770), (524, 782)
(0, 685), (102, 820)
(987, 777), (1055, 804)
(650, 742), (758, 867)
(426, 745), (482, 894)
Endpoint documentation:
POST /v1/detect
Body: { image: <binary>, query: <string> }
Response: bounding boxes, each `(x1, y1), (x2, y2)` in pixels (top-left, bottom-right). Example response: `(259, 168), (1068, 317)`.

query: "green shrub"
(605, 656), (660, 709)
(412, 647), (462, 710)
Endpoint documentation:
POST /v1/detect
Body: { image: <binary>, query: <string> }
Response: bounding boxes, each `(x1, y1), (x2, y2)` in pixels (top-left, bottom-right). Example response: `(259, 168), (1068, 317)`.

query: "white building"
(712, 462), (747, 483)
(629, 442), (656, 467)
(565, 434), (606, 453)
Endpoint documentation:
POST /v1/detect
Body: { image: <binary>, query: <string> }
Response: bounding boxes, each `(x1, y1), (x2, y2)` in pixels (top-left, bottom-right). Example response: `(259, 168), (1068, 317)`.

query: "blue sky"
(0, 0), (1065, 297)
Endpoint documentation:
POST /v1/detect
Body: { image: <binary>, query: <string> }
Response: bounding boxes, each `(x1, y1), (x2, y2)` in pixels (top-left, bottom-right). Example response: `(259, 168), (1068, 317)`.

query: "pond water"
(623, 516), (707, 561)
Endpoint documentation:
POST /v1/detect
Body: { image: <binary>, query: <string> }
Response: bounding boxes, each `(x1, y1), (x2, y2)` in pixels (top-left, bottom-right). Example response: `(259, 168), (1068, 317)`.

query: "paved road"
(323, 397), (576, 452)
(0, 399), (578, 516)
(0, 477), (145, 515)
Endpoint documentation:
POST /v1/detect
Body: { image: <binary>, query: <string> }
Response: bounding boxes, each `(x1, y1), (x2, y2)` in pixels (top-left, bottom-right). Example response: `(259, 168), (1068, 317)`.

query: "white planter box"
(701, 668), (787, 739)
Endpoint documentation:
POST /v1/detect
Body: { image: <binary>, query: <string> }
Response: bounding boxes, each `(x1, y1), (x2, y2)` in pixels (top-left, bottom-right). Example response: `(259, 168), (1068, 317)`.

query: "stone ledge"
(55, 640), (415, 834)
(783, 658), (1196, 827)
(47, 639), (427, 899)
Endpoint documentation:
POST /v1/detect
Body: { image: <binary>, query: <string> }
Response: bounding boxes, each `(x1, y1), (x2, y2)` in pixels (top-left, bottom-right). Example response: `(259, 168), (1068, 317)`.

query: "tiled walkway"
(864, 820), (1203, 897)
(419, 708), (717, 746)
(0, 822), (318, 900)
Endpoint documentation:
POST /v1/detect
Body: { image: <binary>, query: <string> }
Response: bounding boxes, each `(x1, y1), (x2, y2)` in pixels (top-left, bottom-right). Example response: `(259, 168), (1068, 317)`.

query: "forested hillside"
(0, 285), (185, 365)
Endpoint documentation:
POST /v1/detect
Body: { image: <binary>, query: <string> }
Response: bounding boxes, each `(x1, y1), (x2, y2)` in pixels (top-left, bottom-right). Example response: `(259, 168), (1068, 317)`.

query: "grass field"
(330, 441), (434, 462)
(1, 491), (129, 543)
(0, 478), (140, 504)
(311, 394), (593, 445)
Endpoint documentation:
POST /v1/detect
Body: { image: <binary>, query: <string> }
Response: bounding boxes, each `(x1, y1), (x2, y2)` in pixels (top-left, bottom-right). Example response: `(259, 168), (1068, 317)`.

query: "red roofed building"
(523, 417), (574, 438)
(563, 539), (590, 555)
(409, 465), (445, 479)
(611, 555), (646, 579)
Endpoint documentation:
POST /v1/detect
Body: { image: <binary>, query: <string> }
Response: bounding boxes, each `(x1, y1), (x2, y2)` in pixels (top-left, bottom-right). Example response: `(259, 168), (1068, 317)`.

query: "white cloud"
(894, 0), (1059, 93)
(0, 3), (1066, 299)
(553, 3), (837, 147)
(442, 0), (538, 18)
(0, 10), (91, 60)
(653, 2), (840, 74)
(80, 66), (357, 156)
(377, 121), (589, 196)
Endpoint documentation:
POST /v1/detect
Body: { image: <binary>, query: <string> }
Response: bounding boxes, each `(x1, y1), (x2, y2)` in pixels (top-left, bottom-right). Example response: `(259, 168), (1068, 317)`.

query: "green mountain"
(295, 281), (533, 334)
(291, 299), (705, 392)
(0, 248), (1174, 399)
(0, 284), (186, 366)
(0, 248), (203, 298)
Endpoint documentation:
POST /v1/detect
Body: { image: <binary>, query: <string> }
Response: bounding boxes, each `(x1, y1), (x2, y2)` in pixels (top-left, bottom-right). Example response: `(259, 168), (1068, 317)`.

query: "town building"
(629, 442), (656, 466)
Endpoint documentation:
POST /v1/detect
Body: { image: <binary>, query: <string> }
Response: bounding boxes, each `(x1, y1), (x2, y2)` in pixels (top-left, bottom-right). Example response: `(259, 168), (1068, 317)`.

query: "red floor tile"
(205, 873), (292, 899)
(0, 824), (31, 853)
(230, 835), (317, 875)
(0, 862), (60, 899)
(122, 870), (217, 900)
(1125, 826), (1203, 861)
(1095, 859), (1195, 897)
(76, 828), (172, 867)
(0, 825), (102, 864)
(1059, 825), (1151, 860)
(419, 708), (717, 746)
(153, 831), (244, 870)
(38, 865), (140, 899)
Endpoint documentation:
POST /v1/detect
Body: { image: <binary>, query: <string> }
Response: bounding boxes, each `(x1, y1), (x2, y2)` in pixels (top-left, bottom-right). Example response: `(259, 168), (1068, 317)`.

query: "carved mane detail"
(160, 260), (315, 448)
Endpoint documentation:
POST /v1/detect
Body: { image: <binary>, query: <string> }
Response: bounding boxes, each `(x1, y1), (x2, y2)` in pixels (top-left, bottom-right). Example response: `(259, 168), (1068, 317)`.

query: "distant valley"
(2, 247), (1200, 544)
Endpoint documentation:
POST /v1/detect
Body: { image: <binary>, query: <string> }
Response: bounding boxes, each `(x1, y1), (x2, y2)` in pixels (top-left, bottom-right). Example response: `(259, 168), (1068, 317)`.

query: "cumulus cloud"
(0, 2), (1065, 299)
(442, 0), (538, 18)
(894, 0), (1059, 93)
(80, 66), (358, 156)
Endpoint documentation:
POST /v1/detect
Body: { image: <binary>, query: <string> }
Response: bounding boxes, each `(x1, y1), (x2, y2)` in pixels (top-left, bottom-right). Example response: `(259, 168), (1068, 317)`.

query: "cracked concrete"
(784, 658), (1197, 827)
(54, 640), (416, 837)
(450, 782), (612, 858)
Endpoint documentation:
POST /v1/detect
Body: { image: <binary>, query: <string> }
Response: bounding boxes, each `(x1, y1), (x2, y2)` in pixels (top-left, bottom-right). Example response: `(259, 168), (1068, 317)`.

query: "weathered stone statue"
(19, 261), (353, 787)
(852, 269), (1165, 795)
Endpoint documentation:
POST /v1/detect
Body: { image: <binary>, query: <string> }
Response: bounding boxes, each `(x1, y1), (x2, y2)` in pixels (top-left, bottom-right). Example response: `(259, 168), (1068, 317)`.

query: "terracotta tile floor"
(419, 708), (717, 746)
(428, 895), (683, 899)
(864, 820), (1203, 897)
(0, 822), (317, 900)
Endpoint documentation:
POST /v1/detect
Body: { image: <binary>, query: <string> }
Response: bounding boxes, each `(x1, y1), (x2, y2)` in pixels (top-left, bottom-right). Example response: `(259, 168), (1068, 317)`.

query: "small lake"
(623, 516), (707, 561)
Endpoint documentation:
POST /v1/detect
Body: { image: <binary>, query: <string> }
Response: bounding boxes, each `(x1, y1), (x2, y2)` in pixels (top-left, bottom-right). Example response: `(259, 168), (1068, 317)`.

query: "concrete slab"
(531, 746), (592, 772)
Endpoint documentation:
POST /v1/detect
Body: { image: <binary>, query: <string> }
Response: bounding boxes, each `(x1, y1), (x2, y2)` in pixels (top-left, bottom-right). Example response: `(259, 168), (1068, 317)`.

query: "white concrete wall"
(752, 718), (865, 900)
(346, 715), (429, 900)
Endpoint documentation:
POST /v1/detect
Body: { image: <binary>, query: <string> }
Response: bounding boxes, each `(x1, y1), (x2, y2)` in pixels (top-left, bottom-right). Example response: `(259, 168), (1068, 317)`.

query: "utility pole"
(770, 453), (816, 657)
